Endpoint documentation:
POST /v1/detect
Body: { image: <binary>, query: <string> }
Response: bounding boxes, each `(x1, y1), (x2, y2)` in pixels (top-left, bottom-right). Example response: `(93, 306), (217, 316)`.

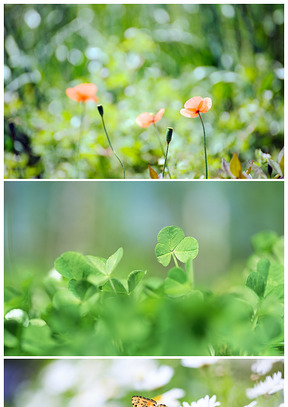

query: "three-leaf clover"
(155, 226), (199, 267)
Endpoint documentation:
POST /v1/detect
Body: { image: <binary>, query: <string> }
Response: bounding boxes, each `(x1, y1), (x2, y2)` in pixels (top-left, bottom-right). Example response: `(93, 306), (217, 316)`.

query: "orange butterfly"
(132, 396), (167, 407)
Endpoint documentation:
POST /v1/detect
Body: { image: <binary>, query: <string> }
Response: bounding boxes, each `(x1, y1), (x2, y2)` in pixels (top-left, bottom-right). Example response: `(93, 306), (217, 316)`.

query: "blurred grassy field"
(4, 4), (284, 178)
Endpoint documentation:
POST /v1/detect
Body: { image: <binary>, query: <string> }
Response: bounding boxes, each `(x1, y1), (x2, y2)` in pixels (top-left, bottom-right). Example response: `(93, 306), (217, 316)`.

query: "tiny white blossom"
(246, 372), (284, 399)
(155, 389), (185, 407)
(181, 358), (219, 368)
(182, 395), (220, 407)
(251, 359), (282, 375)
(110, 359), (174, 390)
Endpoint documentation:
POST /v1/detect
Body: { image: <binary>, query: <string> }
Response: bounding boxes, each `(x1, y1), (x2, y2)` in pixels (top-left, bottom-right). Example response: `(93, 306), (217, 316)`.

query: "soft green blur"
(4, 180), (284, 287)
(4, 4), (284, 178)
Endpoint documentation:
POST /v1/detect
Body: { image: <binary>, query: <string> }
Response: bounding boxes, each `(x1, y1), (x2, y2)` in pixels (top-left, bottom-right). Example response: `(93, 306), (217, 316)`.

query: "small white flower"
(244, 401), (257, 407)
(246, 372), (284, 399)
(181, 358), (219, 368)
(155, 388), (185, 407)
(251, 359), (283, 375)
(110, 359), (174, 390)
(182, 395), (220, 407)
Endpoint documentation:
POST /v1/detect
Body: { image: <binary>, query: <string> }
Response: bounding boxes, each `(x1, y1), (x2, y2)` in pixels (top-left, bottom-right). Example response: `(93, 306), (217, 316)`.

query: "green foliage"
(4, 227), (284, 356)
(4, 4), (284, 179)
(155, 226), (199, 266)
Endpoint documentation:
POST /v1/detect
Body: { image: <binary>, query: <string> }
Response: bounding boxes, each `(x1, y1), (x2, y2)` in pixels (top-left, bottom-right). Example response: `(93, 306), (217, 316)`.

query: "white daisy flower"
(251, 359), (283, 375)
(110, 359), (174, 390)
(246, 372), (284, 399)
(182, 395), (220, 407)
(155, 388), (185, 407)
(181, 358), (219, 368)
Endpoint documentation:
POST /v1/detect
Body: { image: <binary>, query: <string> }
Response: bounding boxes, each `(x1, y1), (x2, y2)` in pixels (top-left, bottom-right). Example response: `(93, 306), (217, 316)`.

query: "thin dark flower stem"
(100, 115), (126, 179)
(198, 112), (208, 179)
(162, 142), (170, 179)
(75, 102), (85, 177)
(153, 123), (172, 179)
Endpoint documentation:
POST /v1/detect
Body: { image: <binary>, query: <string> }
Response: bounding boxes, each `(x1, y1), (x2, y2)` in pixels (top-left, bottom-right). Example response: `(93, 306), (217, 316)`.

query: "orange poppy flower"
(66, 83), (98, 103)
(180, 96), (212, 118)
(136, 108), (165, 128)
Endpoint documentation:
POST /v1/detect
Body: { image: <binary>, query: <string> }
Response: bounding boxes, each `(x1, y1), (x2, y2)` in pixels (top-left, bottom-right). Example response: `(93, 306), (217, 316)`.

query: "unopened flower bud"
(166, 127), (173, 144)
(97, 104), (104, 117)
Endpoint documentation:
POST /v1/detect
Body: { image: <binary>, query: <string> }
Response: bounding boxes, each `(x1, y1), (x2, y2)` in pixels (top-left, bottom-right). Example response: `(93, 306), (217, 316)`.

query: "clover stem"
(187, 259), (194, 288)
(251, 309), (259, 330)
(98, 107), (126, 179)
(198, 112), (208, 179)
(153, 123), (172, 179)
(109, 278), (118, 296)
(172, 253), (179, 268)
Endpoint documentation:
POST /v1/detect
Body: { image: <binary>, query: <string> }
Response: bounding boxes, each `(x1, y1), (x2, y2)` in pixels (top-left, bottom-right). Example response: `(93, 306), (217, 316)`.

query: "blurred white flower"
(110, 359), (174, 390)
(244, 402), (257, 407)
(251, 359), (282, 375)
(246, 372), (284, 399)
(181, 358), (219, 368)
(41, 360), (78, 394)
(182, 395), (220, 407)
(155, 388), (185, 407)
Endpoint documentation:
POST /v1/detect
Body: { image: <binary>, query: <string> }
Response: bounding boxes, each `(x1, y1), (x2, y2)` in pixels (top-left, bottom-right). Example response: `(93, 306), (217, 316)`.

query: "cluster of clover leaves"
(53, 226), (199, 299)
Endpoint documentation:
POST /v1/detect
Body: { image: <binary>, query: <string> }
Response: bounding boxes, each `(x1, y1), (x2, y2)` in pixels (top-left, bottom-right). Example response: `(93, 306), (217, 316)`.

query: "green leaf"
(174, 237), (199, 263)
(106, 248), (123, 274)
(87, 272), (109, 287)
(257, 258), (270, 284)
(246, 258), (270, 298)
(68, 280), (98, 301)
(251, 231), (278, 254)
(246, 272), (266, 298)
(86, 256), (107, 275)
(155, 226), (199, 266)
(21, 323), (55, 355)
(86, 248), (123, 276)
(4, 329), (18, 348)
(164, 267), (191, 297)
(54, 252), (94, 280)
(102, 278), (127, 294)
(128, 270), (146, 293)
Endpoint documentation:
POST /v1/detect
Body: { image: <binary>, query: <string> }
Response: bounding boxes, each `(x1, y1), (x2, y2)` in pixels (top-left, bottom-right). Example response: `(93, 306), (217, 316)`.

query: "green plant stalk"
(172, 253), (179, 268)
(109, 278), (118, 296)
(100, 115), (126, 179)
(187, 259), (194, 288)
(154, 123), (172, 179)
(198, 112), (208, 179)
(251, 309), (259, 330)
(75, 102), (85, 177)
(162, 142), (170, 178)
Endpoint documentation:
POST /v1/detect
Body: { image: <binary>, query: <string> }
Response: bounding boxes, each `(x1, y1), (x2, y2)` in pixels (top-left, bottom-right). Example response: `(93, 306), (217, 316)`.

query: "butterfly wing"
(132, 396), (157, 407)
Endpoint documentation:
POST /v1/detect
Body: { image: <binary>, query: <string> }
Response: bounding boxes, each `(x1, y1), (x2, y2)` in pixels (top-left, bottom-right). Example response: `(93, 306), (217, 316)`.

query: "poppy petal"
(66, 87), (82, 102)
(136, 112), (155, 128)
(180, 108), (199, 118)
(184, 96), (203, 110)
(200, 97), (212, 113)
(154, 108), (165, 123)
(66, 83), (98, 103)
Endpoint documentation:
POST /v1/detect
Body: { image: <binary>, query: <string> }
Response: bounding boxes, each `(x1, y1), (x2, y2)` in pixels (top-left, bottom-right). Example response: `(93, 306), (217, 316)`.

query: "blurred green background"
(4, 358), (284, 407)
(5, 180), (284, 288)
(4, 4), (284, 178)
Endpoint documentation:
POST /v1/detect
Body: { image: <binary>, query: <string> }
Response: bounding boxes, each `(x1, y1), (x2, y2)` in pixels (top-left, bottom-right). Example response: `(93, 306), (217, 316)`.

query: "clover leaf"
(155, 226), (199, 267)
